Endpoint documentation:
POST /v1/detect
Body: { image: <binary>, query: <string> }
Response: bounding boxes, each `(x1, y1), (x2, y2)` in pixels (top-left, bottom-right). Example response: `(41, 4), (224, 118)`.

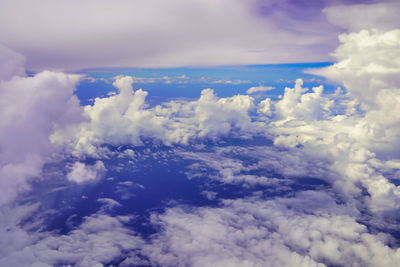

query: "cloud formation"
(246, 86), (275, 94)
(0, 0), (347, 71)
(145, 192), (400, 267)
(53, 76), (260, 156)
(0, 48), (84, 205)
(67, 161), (106, 183)
(0, 2), (400, 266)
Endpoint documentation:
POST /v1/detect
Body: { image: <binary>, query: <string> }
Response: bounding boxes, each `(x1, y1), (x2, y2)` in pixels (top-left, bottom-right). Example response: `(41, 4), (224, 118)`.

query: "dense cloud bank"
(1, 5), (400, 267)
(0, 0), (342, 70)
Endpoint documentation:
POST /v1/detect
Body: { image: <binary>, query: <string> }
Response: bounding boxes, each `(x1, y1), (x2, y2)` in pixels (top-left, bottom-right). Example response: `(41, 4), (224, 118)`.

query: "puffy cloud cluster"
(1, 3), (400, 266)
(311, 29), (400, 108)
(145, 192), (400, 267)
(53, 76), (258, 156)
(0, 207), (144, 267)
(260, 28), (400, 213)
(274, 79), (333, 122)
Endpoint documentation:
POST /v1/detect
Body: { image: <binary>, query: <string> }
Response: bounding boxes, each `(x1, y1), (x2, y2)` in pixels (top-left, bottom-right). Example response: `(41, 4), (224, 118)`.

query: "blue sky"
(75, 62), (334, 105)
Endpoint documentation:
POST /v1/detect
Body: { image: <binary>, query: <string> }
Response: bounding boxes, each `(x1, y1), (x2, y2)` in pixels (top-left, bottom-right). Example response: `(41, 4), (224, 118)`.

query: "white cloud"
(308, 29), (400, 109)
(257, 98), (272, 116)
(144, 192), (400, 267)
(0, 47), (84, 205)
(246, 86), (275, 94)
(67, 161), (106, 183)
(267, 29), (400, 213)
(0, 211), (144, 267)
(212, 79), (251, 85)
(53, 76), (261, 156)
(273, 79), (333, 122)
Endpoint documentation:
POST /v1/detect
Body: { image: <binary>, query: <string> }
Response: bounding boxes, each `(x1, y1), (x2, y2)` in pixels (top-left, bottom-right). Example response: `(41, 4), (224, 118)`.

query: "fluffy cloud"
(273, 79), (333, 122)
(66, 161), (106, 183)
(0, 210), (144, 267)
(309, 29), (400, 109)
(264, 29), (400, 213)
(54, 76), (260, 156)
(0, 47), (84, 205)
(144, 192), (400, 267)
(246, 86), (275, 94)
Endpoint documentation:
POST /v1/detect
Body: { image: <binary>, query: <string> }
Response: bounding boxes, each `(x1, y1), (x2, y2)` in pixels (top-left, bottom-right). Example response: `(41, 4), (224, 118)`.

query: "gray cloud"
(0, 0), (343, 71)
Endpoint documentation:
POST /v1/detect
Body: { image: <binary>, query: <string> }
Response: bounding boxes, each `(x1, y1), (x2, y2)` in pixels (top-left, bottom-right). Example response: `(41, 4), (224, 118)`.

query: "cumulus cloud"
(0, 46), (84, 205)
(144, 192), (400, 267)
(66, 161), (106, 183)
(246, 86), (275, 94)
(53, 76), (261, 156)
(263, 29), (400, 213)
(1, 2), (400, 266)
(273, 79), (333, 122)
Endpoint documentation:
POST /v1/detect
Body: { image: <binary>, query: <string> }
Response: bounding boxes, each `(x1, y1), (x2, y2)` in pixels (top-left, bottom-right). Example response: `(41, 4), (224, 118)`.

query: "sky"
(1, 0), (400, 266)
(1, 0), (397, 71)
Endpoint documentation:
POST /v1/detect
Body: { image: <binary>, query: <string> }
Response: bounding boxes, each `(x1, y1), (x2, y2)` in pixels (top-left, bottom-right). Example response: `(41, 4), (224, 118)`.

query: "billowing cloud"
(53, 76), (260, 156)
(0, 47), (84, 205)
(0, 2), (399, 266)
(266, 28), (400, 213)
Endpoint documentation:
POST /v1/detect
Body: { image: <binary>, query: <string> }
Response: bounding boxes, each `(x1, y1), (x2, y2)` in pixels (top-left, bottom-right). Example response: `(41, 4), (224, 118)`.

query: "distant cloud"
(212, 79), (251, 85)
(246, 86), (275, 94)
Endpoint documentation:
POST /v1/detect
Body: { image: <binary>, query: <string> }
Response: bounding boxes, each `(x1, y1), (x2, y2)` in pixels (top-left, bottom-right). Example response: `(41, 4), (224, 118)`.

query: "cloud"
(0, 43), (25, 80)
(66, 161), (106, 183)
(144, 192), (400, 267)
(246, 86), (275, 94)
(0, 0), (348, 71)
(0, 3), (400, 266)
(0, 47), (84, 205)
(273, 79), (333, 122)
(324, 2), (400, 32)
(266, 29), (400, 213)
(212, 79), (251, 85)
(53, 76), (261, 156)
(0, 210), (144, 267)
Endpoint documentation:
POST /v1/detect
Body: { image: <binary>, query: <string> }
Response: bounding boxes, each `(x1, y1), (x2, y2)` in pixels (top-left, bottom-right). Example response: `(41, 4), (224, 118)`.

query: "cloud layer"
(0, 0), (356, 70)
(0, 2), (400, 266)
